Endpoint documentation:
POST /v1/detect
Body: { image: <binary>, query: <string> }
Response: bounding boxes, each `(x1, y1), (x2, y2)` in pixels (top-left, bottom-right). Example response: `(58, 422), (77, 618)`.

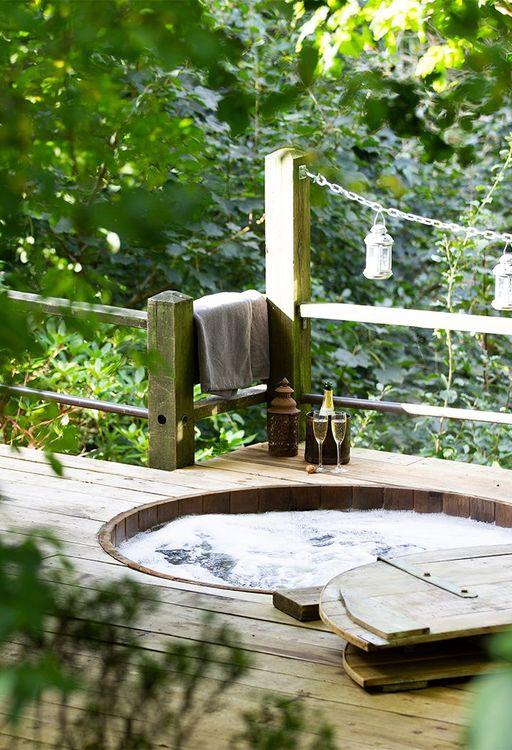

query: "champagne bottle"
(319, 381), (335, 416)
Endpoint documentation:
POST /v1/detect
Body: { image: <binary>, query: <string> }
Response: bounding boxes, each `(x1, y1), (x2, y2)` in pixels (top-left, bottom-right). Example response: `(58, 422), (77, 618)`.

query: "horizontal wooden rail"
(0, 384), (149, 418)
(193, 384), (267, 421)
(7, 290), (148, 329)
(302, 392), (512, 426)
(300, 303), (512, 336)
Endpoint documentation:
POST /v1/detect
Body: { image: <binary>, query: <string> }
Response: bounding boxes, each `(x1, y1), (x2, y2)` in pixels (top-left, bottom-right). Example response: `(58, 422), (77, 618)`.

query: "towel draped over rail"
(193, 290), (269, 397)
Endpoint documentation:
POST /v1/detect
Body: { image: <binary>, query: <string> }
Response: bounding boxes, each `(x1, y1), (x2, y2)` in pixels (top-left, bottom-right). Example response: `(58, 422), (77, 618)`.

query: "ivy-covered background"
(1, 0), (511, 467)
(1, 3), (512, 746)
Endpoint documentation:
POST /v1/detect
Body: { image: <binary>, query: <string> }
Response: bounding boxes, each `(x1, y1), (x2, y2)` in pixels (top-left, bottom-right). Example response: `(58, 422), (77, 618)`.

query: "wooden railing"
(264, 147), (512, 431)
(6, 290), (149, 328)
(3, 146), (511, 471)
(2, 289), (267, 470)
(300, 302), (512, 337)
(297, 302), (512, 425)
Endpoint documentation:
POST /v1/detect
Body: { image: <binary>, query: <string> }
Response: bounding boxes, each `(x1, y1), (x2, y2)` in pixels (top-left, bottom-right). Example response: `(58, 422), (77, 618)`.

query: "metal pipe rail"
(0, 384), (268, 422)
(0, 384), (149, 419)
(301, 394), (512, 426)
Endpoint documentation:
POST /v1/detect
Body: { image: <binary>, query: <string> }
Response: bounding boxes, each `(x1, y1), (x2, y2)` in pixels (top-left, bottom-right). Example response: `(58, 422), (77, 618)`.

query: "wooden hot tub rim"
(98, 483), (512, 594)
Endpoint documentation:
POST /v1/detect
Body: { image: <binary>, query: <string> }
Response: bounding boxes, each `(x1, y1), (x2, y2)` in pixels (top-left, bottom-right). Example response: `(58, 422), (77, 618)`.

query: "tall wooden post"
(147, 291), (195, 470)
(265, 148), (311, 437)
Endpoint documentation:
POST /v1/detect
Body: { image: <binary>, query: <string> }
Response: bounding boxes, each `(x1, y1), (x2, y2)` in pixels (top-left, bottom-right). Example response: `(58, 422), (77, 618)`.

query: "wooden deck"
(2, 443), (512, 749)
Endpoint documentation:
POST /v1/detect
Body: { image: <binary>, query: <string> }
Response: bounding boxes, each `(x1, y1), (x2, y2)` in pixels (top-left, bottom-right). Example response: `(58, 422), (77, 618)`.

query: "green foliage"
(468, 631), (512, 750)
(0, 532), (77, 722)
(0, 534), (57, 643)
(233, 694), (337, 750)
(297, 0), (512, 162)
(0, 0), (300, 305)
(195, 407), (260, 461)
(2, 0), (512, 467)
(2, 318), (147, 462)
(0, 0), (249, 254)
(0, 530), (337, 749)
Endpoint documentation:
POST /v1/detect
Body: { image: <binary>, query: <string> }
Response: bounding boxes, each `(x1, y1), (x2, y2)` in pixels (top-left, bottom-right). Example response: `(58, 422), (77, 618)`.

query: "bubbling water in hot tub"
(119, 509), (512, 590)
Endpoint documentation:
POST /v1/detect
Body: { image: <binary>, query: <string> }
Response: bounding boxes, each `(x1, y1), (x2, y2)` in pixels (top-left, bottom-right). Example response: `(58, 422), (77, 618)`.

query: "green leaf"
(298, 43), (319, 87)
(217, 91), (253, 135)
(468, 671), (512, 750)
(45, 451), (64, 477)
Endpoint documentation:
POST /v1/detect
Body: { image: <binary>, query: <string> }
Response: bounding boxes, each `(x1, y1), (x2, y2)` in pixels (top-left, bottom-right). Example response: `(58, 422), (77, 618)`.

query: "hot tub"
(99, 484), (512, 593)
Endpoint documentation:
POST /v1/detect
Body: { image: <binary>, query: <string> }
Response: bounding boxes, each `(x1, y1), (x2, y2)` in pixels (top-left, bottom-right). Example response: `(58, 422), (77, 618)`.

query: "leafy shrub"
(2, 0), (512, 467)
(0, 528), (336, 750)
(233, 694), (337, 750)
(468, 631), (512, 750)
(1, 318), (262, 465)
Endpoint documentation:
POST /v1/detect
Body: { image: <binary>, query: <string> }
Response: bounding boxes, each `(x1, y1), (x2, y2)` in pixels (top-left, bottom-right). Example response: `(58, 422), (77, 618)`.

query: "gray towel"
(193, 290), (269, 397)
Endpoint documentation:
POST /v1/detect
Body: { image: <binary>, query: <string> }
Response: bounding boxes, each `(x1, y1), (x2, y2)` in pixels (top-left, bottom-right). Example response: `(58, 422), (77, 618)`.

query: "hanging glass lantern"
(492, 247), (512, 311)
(363, 211), (394, 280)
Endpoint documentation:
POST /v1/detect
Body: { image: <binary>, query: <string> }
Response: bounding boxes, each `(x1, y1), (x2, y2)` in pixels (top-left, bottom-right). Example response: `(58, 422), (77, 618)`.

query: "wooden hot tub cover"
(320, 543), (512, 651)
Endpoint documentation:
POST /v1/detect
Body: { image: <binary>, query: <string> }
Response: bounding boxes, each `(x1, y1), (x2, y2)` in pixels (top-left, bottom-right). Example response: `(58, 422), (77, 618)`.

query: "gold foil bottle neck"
(319, 383), (335, 416)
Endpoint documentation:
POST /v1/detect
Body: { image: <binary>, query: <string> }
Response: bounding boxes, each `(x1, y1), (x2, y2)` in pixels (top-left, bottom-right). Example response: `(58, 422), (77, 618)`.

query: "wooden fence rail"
(300, 302), (512, 337)
(3, 289), (266, 470)
(7, 290), (148, 328)
(3, 145), (511, 471)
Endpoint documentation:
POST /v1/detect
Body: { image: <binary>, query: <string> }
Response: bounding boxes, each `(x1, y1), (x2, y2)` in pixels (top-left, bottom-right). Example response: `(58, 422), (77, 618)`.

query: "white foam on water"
(119, 509), (512, 590)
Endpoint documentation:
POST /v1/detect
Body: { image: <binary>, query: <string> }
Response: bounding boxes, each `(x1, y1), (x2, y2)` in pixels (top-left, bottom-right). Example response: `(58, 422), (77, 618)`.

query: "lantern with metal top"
(492, 247), (512, 311)
(363, 211), (394, 280)
(267, 378), (299, 457)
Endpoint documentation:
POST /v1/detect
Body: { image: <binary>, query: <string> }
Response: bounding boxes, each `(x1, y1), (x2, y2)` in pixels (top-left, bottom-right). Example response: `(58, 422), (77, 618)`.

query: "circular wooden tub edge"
(98, 483), (510, 595)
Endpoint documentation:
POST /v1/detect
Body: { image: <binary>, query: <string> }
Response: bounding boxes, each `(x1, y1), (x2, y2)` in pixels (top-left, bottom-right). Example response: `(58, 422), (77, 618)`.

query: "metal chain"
(301, 167), (512, 244)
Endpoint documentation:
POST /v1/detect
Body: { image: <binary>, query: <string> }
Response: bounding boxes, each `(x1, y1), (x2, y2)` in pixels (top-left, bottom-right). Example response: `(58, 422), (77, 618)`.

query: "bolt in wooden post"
(265, 148), (311, 438)
(147, 291), (195, 470)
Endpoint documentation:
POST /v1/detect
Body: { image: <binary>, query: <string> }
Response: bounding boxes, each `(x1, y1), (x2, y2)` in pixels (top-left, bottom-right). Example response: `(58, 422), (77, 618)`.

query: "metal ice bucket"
(304, 411), (351, 465)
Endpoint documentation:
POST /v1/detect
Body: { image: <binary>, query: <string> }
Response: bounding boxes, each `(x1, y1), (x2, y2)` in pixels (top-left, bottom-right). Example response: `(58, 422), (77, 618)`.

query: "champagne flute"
(312, 412), (328, 473)
(331, 411), (348, 474)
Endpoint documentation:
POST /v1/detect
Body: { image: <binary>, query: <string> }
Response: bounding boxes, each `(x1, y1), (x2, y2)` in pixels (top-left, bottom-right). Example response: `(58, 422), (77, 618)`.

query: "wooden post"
(265, 148), (311, 437)
(147, 291), (195, 470)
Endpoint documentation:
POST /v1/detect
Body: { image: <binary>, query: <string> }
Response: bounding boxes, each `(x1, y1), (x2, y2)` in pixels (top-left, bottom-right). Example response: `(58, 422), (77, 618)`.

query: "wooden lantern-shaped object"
(267, 378), (299, 457)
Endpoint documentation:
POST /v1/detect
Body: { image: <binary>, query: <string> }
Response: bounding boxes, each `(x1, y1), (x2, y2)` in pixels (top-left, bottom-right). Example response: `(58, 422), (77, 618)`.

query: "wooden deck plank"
(1, 642), (467, 748)
(1, 442), (510, 748)
(0, 443), (297, 490)
(208, 451), (512, 502)
(39, 559), (329, 632)
(1, 485), (143, 522)
(0, 690), (465, 750)
(0, 457), (244, 497)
